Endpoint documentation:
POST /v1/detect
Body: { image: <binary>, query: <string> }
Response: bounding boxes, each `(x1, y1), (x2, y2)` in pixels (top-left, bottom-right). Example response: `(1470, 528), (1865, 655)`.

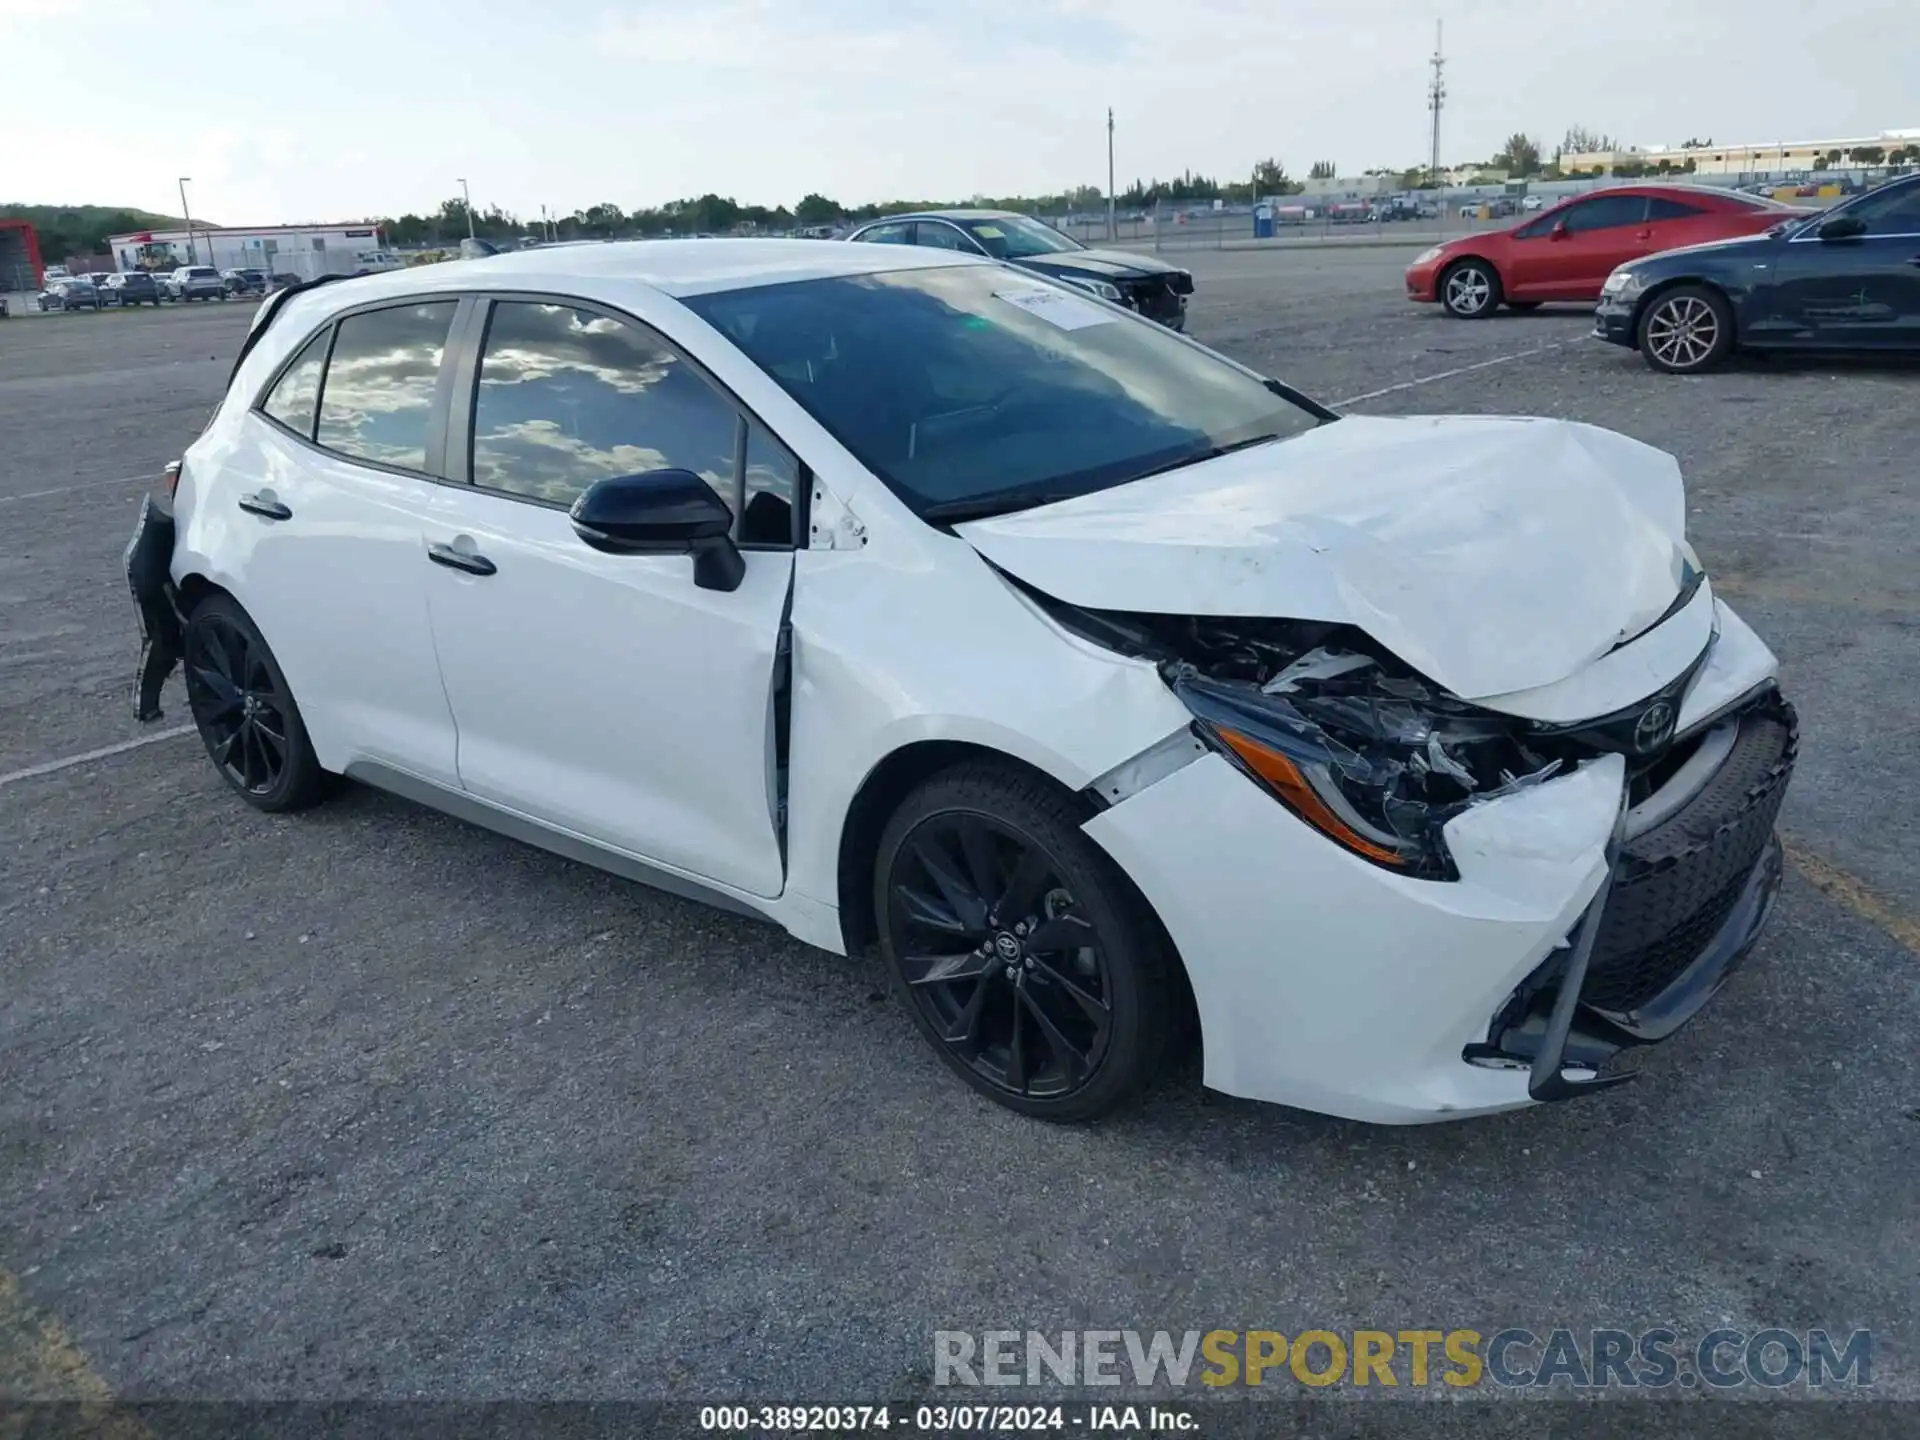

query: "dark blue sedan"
(1594, 173), (1920, 372)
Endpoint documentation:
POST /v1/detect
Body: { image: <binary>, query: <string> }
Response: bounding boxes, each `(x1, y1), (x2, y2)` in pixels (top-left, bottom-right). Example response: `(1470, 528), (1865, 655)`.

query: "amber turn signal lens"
(1213, 725), (1407, 866)
(161, 460), (182, 498)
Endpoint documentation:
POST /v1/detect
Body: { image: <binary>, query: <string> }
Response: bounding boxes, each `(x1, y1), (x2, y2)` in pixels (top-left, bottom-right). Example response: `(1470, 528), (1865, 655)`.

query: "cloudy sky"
(3, 0), (1915, 224)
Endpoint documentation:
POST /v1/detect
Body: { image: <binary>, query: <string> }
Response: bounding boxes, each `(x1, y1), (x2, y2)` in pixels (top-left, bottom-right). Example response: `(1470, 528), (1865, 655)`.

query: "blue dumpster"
(1252, 203), (1275, 240)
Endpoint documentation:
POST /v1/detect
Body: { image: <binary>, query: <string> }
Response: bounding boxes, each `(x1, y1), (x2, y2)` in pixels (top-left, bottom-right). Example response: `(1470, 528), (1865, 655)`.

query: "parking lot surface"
(2, 254), (1916, 1410)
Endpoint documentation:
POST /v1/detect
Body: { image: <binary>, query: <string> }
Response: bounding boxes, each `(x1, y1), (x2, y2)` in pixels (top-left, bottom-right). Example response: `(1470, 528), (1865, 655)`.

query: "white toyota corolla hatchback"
(125, 240), (1796, 1124)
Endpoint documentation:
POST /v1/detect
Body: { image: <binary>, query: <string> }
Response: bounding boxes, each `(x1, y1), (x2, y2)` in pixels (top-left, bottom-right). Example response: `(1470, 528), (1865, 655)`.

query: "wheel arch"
(832, 738), (1200, 1046)
(834, 740), (1091, 956)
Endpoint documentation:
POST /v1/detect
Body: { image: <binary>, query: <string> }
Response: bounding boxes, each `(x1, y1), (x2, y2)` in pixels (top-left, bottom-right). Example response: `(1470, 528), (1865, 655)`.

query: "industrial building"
(1562, 128), (1920, 177)
(104, 223), (396, 278)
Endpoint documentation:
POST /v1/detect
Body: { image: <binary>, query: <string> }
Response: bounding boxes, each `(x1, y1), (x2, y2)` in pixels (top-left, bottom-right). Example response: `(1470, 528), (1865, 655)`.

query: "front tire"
(182, 594), (329, 812)
(874, 763), (1177, 1122)
(1638, 285), (1734, 373)
(1440, 258), (1501, 318)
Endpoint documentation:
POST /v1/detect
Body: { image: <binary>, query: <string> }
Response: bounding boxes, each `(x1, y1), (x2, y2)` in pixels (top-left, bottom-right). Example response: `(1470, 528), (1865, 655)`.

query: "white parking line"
(0, 473), (151, 506)
(1332, 341), (1572, 408)
(0, 726), (194, 789)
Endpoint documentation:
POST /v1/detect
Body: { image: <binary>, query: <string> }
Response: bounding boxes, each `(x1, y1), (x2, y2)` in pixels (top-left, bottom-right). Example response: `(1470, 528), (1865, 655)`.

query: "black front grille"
(1582, 691), (1797, 1014)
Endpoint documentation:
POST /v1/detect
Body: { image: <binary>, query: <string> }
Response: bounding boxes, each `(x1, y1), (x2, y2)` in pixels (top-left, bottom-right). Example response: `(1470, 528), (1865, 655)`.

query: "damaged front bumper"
(1081, 672), (1795, 1124)
(1467, 688), (1795, 1098)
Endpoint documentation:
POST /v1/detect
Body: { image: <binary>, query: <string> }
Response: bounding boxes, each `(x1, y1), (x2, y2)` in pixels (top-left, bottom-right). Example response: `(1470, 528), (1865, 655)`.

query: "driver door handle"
(427, 541), (496, 577)
(237, 493), (292, 521)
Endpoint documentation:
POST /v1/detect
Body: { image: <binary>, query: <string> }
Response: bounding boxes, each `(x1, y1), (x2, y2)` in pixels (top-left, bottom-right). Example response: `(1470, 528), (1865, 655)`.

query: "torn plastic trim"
(807, 478), (867, 550)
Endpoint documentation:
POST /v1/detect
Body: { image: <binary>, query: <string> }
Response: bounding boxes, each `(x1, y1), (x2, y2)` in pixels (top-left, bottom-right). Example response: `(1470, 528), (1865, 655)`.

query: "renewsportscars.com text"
(933, 1328), (1873, 1391)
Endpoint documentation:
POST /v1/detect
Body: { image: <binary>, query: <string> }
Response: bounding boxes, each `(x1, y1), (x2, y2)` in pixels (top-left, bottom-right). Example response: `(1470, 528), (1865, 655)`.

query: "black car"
(222, 268), (267, 297)
(843, 209), (1195, 328)
(101, 271), (161, 306)
(1594, 173), (1920, 373)
(37, 278), (100, 311)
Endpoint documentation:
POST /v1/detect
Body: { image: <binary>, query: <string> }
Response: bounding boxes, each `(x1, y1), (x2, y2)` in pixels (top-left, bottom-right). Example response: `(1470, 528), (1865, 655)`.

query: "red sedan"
(1406, 185), (1812, 318)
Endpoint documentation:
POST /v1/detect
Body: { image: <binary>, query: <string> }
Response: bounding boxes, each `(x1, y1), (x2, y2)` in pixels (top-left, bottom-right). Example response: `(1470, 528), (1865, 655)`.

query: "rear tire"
(182, 593), (330, 813)
(1440, 258), (1501, 318)
(873, 762), (1177, 1122)
(1638, 284), (1734, 374)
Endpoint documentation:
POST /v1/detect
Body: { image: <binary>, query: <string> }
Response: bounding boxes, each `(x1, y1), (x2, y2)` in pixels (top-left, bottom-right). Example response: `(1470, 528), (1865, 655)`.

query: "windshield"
(961, 215), (1083, 260)
(683, 264), (1324, 519)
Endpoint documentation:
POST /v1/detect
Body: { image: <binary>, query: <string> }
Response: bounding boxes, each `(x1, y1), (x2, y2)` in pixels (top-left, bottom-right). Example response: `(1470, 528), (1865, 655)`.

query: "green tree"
(794, 193), (842, 226)
(1560, 125), (1614, 156)
(1252, 158), (1295, 194)
(1496, 133), (1543, 176)
(1307, 160), (1336, 180)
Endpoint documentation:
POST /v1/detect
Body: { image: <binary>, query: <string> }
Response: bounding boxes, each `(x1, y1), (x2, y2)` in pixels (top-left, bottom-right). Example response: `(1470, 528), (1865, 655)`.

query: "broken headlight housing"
(1045, 606), (1570, 881)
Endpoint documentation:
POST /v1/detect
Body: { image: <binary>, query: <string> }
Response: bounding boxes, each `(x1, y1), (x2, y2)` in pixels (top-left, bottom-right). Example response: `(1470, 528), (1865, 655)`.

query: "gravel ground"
(1, 255), (1915, 1420)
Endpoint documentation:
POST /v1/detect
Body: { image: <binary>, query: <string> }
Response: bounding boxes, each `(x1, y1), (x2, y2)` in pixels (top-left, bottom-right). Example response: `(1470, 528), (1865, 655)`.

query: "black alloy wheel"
(1440, 258), (1501, 318)
(183, 594), (329, 812)
(875, 764), (1177, 1121)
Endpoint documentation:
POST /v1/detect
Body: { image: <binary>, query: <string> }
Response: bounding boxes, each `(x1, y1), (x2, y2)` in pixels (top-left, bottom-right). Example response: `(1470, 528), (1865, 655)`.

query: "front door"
(420, 297), (797, 897)
(1775, 183), (1920, 348)
(1517, 193), (1654, 300)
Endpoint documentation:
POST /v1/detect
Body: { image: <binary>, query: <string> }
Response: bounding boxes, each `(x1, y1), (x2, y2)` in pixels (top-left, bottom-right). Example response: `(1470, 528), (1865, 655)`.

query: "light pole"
(458, 177), (475, 239)
(178, 177), (196, 264)
(1106, 108), (1116, 241)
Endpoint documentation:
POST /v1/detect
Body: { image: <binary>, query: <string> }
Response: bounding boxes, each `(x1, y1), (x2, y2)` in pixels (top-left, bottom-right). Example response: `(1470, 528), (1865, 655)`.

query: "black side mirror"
(570, 469), (744, 592)
(1817, 215), (1867, 241)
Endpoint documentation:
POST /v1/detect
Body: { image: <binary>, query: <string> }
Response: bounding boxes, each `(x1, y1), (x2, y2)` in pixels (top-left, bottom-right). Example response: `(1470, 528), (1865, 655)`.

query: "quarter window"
(1562, 195), (1650, 233)
(315, 302), (457, 471)
(855, 222), (912, 246)
(469, 300), (741, 511)
(741, 424), (799, 545)
(261, 328), (331, 439)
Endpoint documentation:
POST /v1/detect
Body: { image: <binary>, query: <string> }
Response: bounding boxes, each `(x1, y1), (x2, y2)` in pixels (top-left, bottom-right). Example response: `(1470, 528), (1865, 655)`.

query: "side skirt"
(343, 760), (773, 925)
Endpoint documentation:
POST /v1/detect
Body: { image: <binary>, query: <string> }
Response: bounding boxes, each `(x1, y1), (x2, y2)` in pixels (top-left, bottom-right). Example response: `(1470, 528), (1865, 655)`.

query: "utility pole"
(1107, 108), (1116, 241)
(1427, 20), (1446, 187)
(178, 177), (196, 265)
(458, 177), (475, 239)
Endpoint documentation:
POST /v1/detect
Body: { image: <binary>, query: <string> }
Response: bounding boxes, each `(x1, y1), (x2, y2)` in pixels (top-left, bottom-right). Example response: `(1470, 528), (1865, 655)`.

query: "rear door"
(418, 295), (797, 897)
(221, 300), (465, 784)
(1527, 193), (1653, 299)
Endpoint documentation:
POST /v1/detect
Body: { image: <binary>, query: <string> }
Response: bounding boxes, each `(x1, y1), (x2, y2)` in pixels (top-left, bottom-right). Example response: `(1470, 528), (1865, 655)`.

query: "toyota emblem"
(1633, 700), (1676, 754)
(994, 933), (1022, 960)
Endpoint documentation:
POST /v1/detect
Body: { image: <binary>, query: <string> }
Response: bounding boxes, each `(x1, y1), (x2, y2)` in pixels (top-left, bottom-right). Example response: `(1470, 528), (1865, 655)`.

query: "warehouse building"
(1562, 128), (1920, 177)
(104, 223), (397, 278)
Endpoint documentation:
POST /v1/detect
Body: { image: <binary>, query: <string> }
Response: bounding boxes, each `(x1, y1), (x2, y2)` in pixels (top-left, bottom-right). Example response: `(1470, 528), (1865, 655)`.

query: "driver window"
(470, 300), (739, 513)
(915, 223), (979, 254)
(1849, 186), (1920, 236)
(1562, 195), (1650, 233)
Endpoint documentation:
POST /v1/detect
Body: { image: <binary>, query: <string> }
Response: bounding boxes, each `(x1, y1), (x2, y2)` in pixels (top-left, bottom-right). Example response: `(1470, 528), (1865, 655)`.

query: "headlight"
(1060, 275), (1124, 302)
(1411, 246), (1444, 266)
(1601, 269), (1645, 298)
(1167, 649), (1565, 880)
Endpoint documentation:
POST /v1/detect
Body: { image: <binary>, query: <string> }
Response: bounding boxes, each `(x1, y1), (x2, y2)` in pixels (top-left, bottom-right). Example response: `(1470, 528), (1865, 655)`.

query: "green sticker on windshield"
(973, 225), (1004, 238)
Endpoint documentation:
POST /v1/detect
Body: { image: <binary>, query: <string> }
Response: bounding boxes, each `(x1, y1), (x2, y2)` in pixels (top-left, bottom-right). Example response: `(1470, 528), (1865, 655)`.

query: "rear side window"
(1648, 197), (1706, 219)
(261, 328), (331, 438)
(316, 302), (458, 471)
(468, 300), (740, 510)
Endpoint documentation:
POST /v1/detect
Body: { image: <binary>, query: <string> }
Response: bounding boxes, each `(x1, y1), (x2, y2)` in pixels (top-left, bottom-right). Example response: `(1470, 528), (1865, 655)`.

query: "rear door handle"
(427, 541), (497, 577)
(238, 493), (292, 521)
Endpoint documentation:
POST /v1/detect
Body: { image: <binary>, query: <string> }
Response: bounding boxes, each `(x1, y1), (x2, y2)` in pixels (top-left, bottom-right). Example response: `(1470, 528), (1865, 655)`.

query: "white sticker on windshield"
(993, 287), (1115, 331)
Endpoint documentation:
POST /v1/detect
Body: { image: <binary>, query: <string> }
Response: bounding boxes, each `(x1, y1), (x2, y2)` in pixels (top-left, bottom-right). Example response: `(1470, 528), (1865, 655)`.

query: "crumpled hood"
(956, 415), (1692, 701)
